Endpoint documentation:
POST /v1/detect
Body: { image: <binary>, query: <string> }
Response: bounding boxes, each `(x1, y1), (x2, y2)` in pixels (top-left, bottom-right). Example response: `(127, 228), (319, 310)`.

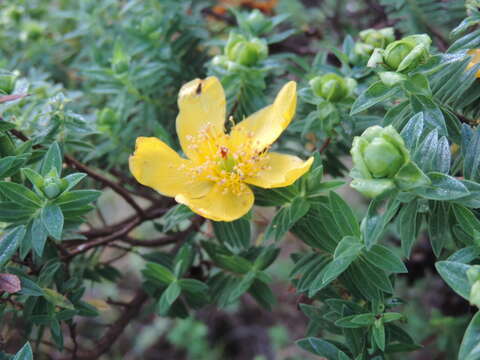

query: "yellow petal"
(176, 77), (226, 160)
(467, 49), (480, 78)
(230, 81), (297, 151)
(129, 137), (212, 198)
(245, 152), (314, 188)
(175, 184), (254, 222)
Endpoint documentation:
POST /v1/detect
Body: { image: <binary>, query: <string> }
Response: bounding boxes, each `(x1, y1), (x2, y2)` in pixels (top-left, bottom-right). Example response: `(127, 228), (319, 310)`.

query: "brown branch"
(64, 155), (146, 218)
(319, 137), (331, 153)
(71, 289), (149, 360)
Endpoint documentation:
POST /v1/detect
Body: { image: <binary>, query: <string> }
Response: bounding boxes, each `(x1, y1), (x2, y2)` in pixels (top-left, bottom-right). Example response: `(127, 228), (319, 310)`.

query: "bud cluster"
(309, 73), (356, 102)
(212, 33), (268, 69)
(350, 125), (430, 198)
(354, 27), (395, 58)
(367, 34), (432, 73)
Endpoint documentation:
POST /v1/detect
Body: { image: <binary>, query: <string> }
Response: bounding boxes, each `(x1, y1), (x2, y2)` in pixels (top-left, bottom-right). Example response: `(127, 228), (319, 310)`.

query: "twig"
(64, 155), (146, 218)
(319, 137), (331, 153)
(71, 289), (149, 360)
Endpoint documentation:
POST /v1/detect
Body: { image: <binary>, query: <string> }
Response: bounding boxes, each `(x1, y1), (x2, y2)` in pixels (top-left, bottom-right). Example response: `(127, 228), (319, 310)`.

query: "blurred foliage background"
(0, 0), (479, 359)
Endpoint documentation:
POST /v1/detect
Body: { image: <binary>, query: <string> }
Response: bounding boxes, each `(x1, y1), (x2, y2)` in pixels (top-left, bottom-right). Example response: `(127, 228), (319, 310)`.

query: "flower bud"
(140, 16), (156, 35)
(309, 73), (356, 102)
(97, 108), (118, 132)
(470, 280), (480, 307)
(0, 71), (18, 94)
(354, 42), (375, 58)
(21, 21), (44, 41)
(359, 27), (395, 49)
(42, 177), (63, 199)
(111, 41), (130, 74)
(211, 55), (228, 69)
(245, 9), (273, 35)
(363, 137), (403, 178)
(225, 33), (268, 66)
(382, 34), (431, 72)
(350, 125), (429, 198)
(467, 266), (480, 285)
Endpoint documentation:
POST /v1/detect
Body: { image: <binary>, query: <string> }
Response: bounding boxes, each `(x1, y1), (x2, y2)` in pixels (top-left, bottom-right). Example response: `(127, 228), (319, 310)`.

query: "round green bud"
(354, 42), (375, 57)
(382, 34), (431, 72)
(42, 178), (62, 199)
(225, 33), (267, 66)
(363, 137), (403, 178)
(22, 21), (44, 41)
(359, 27), (395, 49)
(384, 41), (413, 70)
(349, 125), (429, 198)
(245, 9), (272, 35)
(0, 72), (17, 94)
(467, 266), (480, 285)
(212, 55), (228, 68)
(98, 108), (117, 128)
(470, 280), (480, 307)
(140, 16), (156, 35)
(310, 73), (351, 102)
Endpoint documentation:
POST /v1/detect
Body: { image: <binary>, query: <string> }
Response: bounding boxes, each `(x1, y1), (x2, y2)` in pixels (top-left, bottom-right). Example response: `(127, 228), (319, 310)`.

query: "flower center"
(183, 123), (271, 196)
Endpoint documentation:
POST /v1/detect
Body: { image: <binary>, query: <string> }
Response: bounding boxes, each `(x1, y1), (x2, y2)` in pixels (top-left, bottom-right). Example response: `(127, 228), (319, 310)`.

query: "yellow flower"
(467, 49), (480, 78)
(129, 77), (313, 221)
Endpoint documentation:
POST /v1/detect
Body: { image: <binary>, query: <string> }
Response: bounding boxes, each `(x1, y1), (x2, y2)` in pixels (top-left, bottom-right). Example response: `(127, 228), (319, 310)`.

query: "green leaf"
(62, 173), (87, 192)
(22, 168), (44, 188)
(296, 337), (350, 360)
(329, 192), (360, 237)
(394, 161), (430, 190)
(459, 311), (480, 360)
(265, 197), (310, 241)
(229, 271), (256, 302)
(41, 204), (64, 240)
(144, 262), (176, 285)
(43, 288), (74, 310)
(453, 204), (480, 238)
(435, 261), (471, 300)
(428, 202), (451, 257)
(173, 244), (195, 278)
(40, 142), (63, 176)
(55, 190), (101, 208)
(402, 73), (431, 96)
(12, 342), (33, 360)
(249, 280), (276, 310)
(351, 81), (401, 115)
(162, 204), (194, 232)
(213, 216), (251, 249)
(357, 257), (394, 293)
(383, 312), (403, 323)
(0, 182), (42, 208)
(373, 321), (386, 351)
(31, 216), (48, 257)
(410, 94), (447, 136)
(363, 197), (401, 249)
(415, 173), (470, 201)
(178, 279), (209, 294)
(0, 202), (35, 222)
(448, 246), (480, 264)
(164, 281), (181, 305)
(0, 226), (26, 268)
(363, 244), (407, 273)
(397, 200), (420, 258)
(323, 236), (362, 284)
(400, 113), (424, 151)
